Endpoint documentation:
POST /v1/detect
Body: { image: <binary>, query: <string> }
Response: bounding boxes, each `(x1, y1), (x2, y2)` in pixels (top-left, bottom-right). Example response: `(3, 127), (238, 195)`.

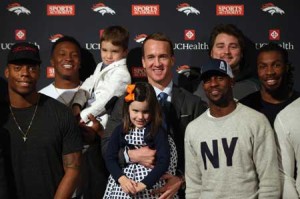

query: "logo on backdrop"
(92, 3), (116, 15)
(47, 4), (75, 16)
(131, 5), (160, 16)
(47, 67), (55, 78)
(131, 67), (147, 78)
(256, 42), (294, 50)
(176, 3), (200, 16)
(269, 29), (280, 40)
(184, 30), (195, 41)
(134, 34), (148, 44)
(7, 3), (31, 15)
(216, 4), (244, 16)
(15, 30), (26, 40)
(49, 34), (64, 43)
(261, 3), (285, 16)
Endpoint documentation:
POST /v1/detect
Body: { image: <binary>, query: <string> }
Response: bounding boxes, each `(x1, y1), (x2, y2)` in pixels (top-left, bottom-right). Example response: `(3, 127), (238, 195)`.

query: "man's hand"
(118, 175), (137, 195)
(128, 146), (156, 168)
(136, 182), (146, 193)
(72, 104), (81, 120)
(79, 114), (104, 144)
(152, 173), (182, 199)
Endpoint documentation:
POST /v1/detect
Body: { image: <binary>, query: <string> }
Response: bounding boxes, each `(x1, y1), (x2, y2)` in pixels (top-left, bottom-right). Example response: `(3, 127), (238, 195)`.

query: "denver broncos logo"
(261, 3), (285, 16)
(134, 34), (148, 44)
(176, 3), (200, 16)
(7, 3), (31, 15)
(49, 34), (64, 43)
(92, 3), (116, 16)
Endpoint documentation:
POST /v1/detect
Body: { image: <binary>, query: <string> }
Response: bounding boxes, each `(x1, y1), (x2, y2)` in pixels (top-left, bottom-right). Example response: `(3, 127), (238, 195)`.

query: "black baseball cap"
(200, 58), (234, 80)
(7, 42), (41, 64)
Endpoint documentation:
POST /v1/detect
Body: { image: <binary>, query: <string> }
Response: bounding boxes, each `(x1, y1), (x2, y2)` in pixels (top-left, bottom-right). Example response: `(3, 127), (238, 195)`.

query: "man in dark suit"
(102, 32), (207, 198)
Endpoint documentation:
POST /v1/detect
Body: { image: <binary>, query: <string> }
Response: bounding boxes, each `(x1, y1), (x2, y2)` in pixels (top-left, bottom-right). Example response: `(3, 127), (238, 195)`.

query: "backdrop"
(0, 0), (299, 91)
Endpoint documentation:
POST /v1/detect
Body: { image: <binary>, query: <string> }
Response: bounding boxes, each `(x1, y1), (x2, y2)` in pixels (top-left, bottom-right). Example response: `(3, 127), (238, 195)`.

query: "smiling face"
(51, 41), (81, 81)
(210, 33), (242, 71)
(5, 63), (40, 98)
(142, 39), (174, 90)
(257, 50), (288, 93)
(202, 73), (234, 106)
(129, 100), (151, 129)
(100, 40), (127, 66)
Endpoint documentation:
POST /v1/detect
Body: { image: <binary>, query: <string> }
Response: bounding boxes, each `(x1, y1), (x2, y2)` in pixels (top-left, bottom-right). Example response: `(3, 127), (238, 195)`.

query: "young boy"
(72, 26), (131, 127)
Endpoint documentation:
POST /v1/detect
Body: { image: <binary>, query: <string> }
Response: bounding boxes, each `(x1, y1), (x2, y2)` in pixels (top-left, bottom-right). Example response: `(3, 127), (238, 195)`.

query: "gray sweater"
(185, 103), (281, 199)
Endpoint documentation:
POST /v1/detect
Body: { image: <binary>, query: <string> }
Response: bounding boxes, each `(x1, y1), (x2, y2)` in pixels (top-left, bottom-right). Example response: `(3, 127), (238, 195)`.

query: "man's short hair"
(51, 36), (81, 56)
(100, 26), (129, 50)
(209, 24), (245, 55)
(258, 42), (294, 89)
(142, 32), (174, 56)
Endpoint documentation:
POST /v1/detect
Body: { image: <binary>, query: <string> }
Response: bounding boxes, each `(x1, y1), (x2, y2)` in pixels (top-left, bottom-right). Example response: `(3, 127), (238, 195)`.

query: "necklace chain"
(9, 95), (40, 142)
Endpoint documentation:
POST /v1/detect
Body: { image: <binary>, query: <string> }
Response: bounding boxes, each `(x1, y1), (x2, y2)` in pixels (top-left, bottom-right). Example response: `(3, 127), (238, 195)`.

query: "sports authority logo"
(92, 3), (116, 15)
(261, 3), (285, 16)
(15, 30), (26, 40)
(49, 34), (64, 43)
(7, 3), (31, 15)
(47, 67), (55, 78)
(176, 3), (200, 16)
(216, 4), (244, 16)
(134, 34), (148, 44)
(131, 67), (147, 79)
(131, 5), (160, 16)
(269, 29), (280, 40)
(47, 4), (75, 16)
(184, 30), (195, 41)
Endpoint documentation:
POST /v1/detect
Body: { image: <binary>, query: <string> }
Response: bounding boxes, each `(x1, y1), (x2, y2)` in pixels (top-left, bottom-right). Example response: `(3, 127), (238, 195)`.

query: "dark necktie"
(158, 92), (169, 132)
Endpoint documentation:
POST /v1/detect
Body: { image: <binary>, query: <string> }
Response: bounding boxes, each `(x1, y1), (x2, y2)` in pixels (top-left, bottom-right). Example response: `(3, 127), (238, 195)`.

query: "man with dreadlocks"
(239, 42), (300, 126)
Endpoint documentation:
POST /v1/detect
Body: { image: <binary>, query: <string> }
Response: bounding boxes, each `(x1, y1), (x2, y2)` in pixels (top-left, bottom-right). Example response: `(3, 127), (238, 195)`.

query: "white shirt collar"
(153, 81), (173, 101)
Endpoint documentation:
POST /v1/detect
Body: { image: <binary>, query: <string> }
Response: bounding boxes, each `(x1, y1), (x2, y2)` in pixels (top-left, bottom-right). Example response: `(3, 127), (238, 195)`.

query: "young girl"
(104, 82), (178, 198)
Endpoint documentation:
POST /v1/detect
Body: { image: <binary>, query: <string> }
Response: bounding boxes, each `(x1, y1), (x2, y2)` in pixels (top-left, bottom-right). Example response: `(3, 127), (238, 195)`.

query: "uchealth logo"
(85, 43), (101, 50)
(49, 34), (64, 43)
(47, 4), (75, 16)
(176, 3), (200, 16)
(134, 34), (148, 44)
(184, 30), (195, 41)
(15, 30), (26, 41)
(47, 67), (55, 78)
(131, 5), (160, 16)
(216, 4), (244, 16)
(269, 29), (280, 40)
(92, 3), (116, 15)
(261, 3), (285, 16)
(7, 3), (31, 15)
(0, 42), (40, 50)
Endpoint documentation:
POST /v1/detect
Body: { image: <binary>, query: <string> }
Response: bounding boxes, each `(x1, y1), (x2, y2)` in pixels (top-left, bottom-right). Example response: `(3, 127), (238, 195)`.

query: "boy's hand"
(118, 175), (137, 195)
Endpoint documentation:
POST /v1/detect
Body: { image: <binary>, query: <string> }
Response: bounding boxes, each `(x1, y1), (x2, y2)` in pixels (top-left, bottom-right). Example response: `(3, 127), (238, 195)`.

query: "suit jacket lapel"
(171, 85), (185, 119)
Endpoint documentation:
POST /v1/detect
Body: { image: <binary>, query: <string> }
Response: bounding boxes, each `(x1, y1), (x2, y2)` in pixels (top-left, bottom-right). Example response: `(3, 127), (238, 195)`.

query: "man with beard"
(240, 42), (299, 126)
(190, 24), (260, 102)
(185, 58), (280, 198)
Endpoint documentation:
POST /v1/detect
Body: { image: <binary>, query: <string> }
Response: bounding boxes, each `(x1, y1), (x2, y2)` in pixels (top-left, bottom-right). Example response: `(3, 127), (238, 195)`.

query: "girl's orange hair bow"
(124, 84), (135, 102)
